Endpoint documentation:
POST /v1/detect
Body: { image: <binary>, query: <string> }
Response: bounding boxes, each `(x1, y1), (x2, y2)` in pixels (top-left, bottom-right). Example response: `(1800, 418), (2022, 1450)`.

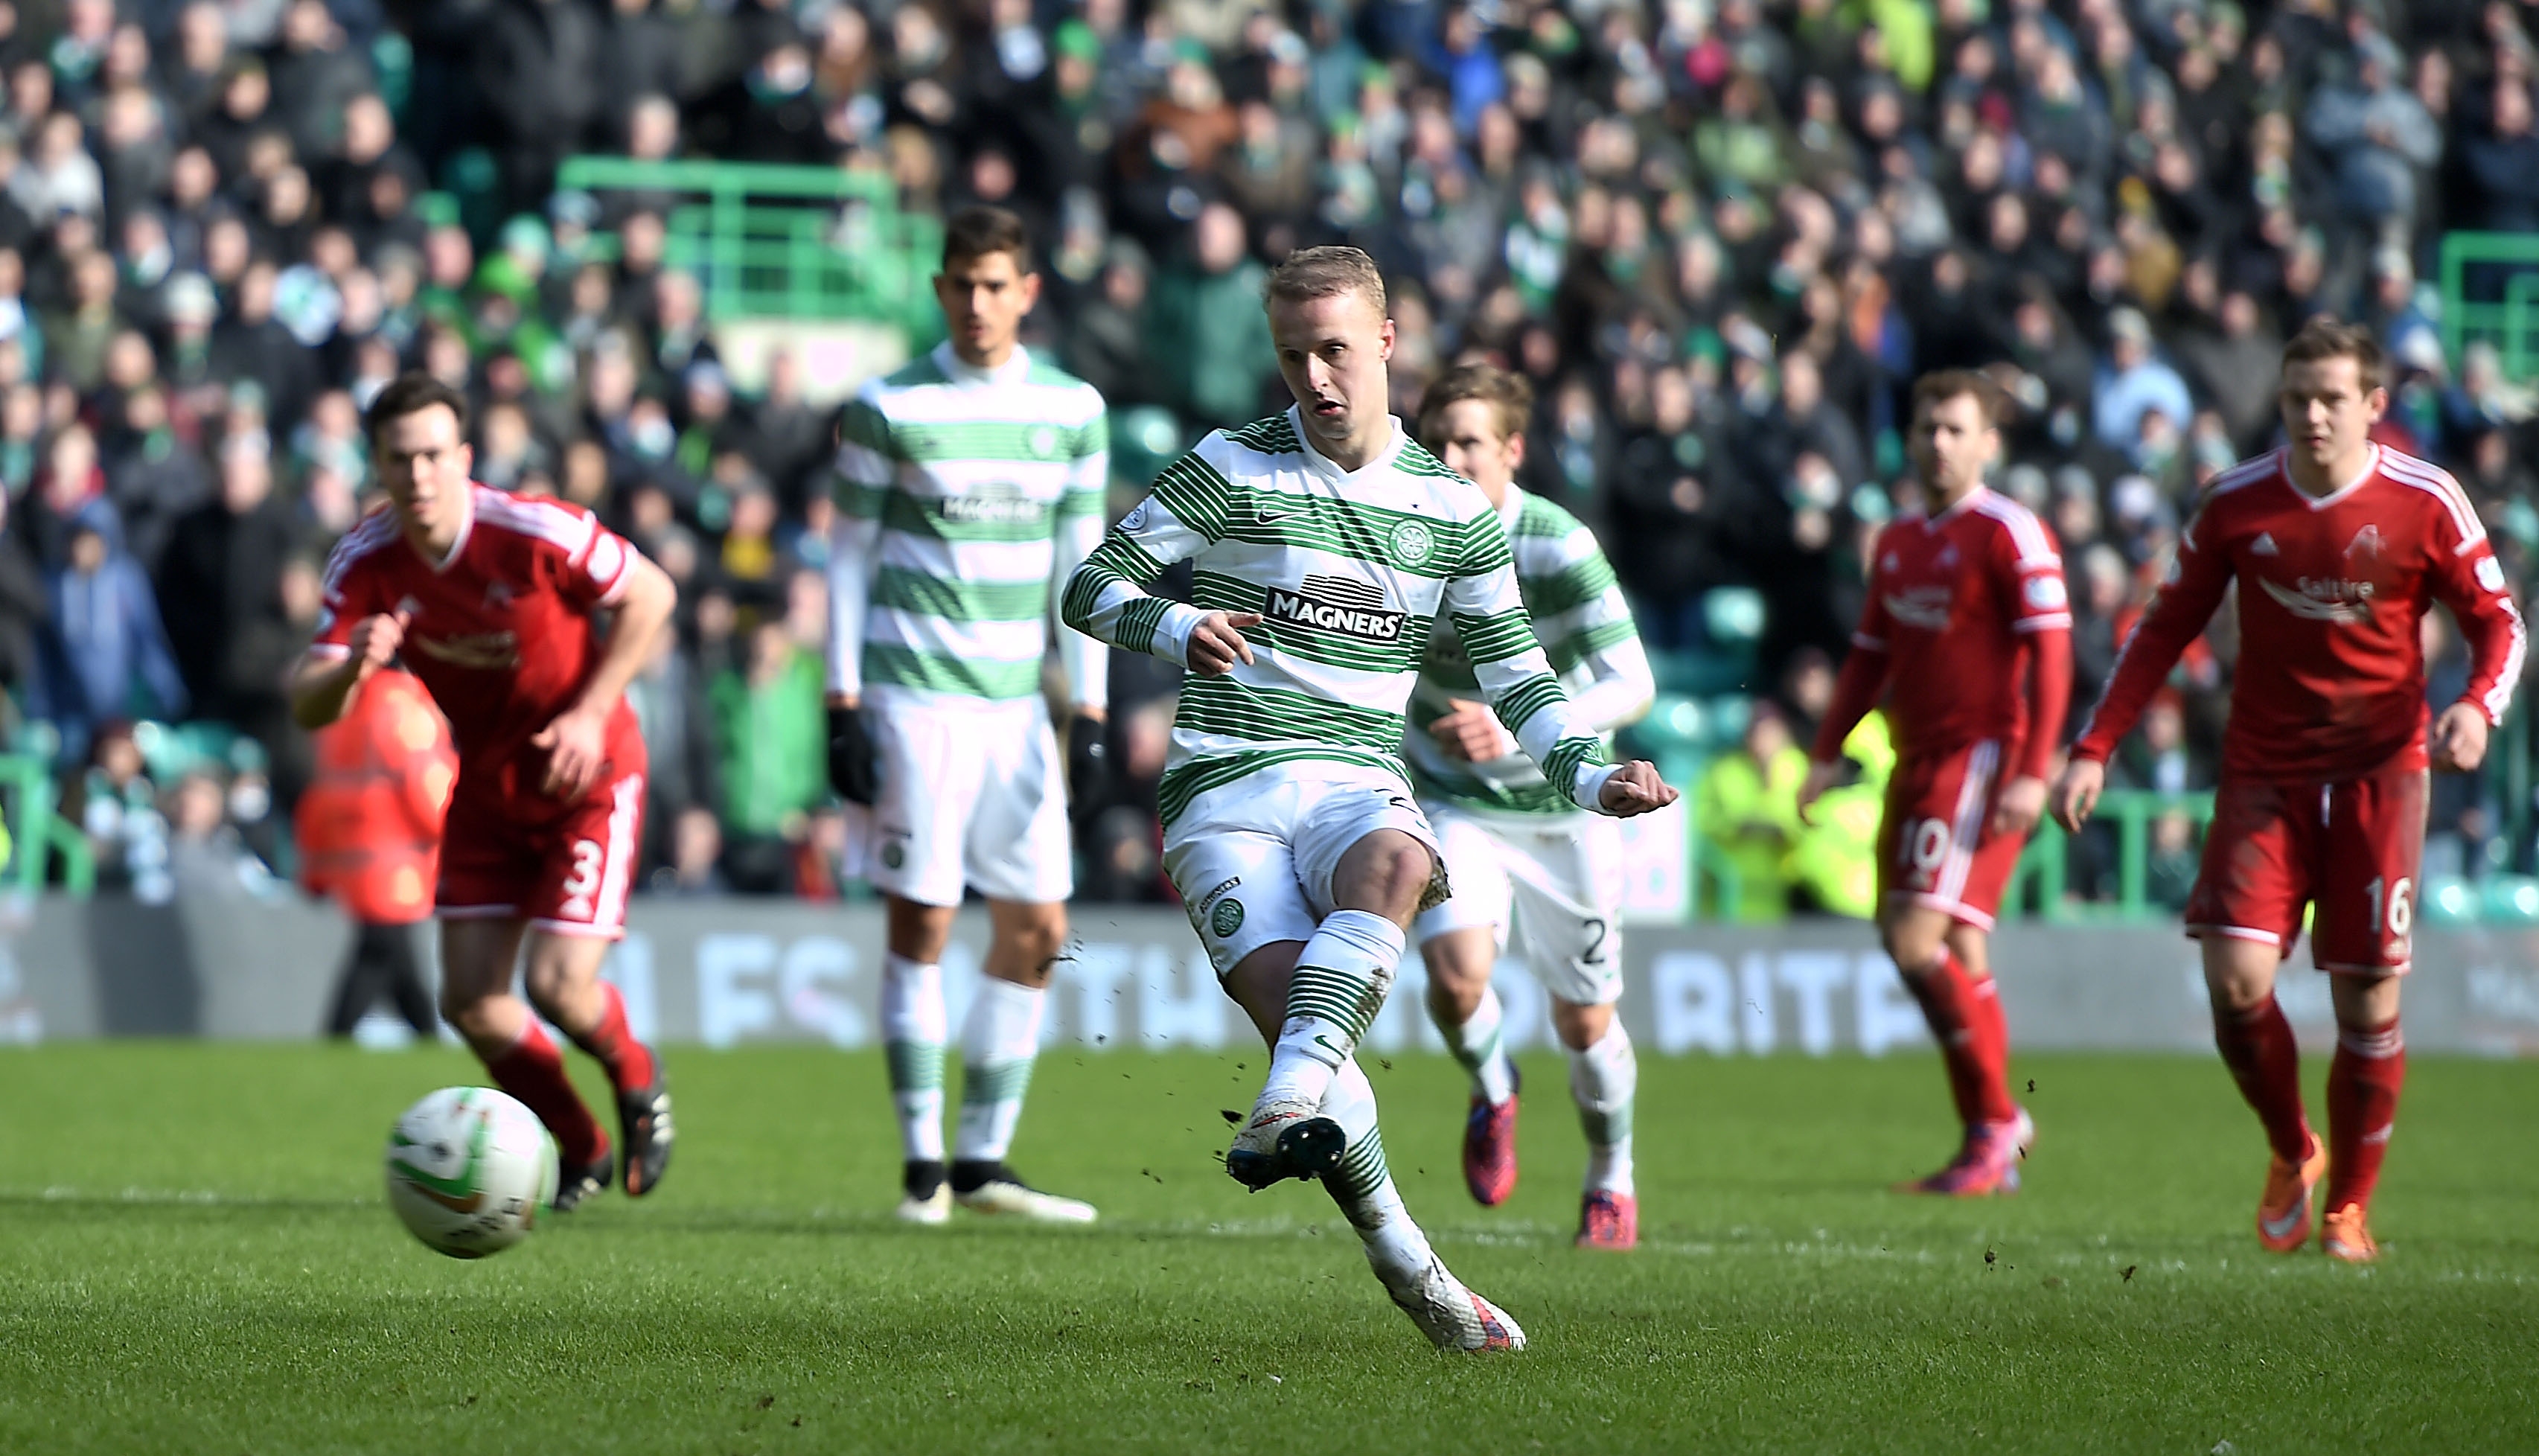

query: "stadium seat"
(1108, 407), (1184, 489)
(2423, 875), (2480, 927)
(2480, 875), (2539, 925)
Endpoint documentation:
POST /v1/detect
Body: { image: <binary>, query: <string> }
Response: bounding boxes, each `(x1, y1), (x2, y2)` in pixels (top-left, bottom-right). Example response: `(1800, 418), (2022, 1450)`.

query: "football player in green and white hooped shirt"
(825, 207), (1107, 1227)
(1063, 247), (1678, 1352)
(1406, 364), (1655, 1251)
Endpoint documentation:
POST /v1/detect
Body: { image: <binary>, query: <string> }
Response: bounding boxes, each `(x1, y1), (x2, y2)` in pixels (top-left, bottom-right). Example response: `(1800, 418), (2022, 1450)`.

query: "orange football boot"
(2255, 1132), (2328, 1253)
(2322, 1203), (2378, 1264)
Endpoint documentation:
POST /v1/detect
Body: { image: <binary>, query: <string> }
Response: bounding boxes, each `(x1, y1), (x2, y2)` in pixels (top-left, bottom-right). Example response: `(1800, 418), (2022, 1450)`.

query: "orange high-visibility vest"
(296, 669), (456, 925)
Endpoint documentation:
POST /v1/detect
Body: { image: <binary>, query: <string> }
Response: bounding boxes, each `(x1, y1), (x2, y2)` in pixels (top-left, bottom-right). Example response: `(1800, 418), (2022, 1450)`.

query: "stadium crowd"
(0, 0), (2532, 911)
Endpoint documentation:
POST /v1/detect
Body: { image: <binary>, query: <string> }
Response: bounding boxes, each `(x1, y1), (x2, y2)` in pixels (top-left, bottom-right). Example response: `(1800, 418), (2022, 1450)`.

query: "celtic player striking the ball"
(1063, 247), (1678, 1351)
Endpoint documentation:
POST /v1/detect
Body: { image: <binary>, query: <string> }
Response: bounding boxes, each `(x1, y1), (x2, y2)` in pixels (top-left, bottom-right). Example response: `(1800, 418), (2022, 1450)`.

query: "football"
(383, 1086), (559, 1259)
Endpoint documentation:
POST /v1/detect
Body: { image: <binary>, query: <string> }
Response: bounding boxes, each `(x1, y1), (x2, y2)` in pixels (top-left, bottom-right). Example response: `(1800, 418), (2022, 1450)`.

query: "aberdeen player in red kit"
(1799, 372), (2070, 1195)
(2055, 322), (2526, 1262)
(290, 375), (682, 1210)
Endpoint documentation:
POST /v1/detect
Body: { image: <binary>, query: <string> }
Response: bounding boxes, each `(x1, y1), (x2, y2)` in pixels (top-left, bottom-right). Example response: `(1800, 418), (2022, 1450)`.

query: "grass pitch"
(1, 1043), (2534, 1453)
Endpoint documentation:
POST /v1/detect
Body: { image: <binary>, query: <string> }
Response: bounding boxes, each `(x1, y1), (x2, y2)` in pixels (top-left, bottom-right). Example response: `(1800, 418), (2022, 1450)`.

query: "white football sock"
(881, 953), (946, 1163)
(1436, 982), (1516, 1105)
(955, 976), (1045, 1163)
(1319, 1057), (1433, 1287)
(1568, 1020), (1637, 1195)
(1261, 910), (1405, 1110)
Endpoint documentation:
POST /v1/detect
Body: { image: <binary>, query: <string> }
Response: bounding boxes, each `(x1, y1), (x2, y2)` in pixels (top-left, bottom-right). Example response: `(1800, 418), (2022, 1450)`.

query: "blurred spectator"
(2092, 307), (2196, 456)
(30, 505), (185, 765)
(165, 766), (275, 898)
(705, 618), (823, 893)
(1145, 201), (1271, 432)
(627, 624), (721, 876)
(0, 485), (46, 711)
(2302, 33), (2439, 250)
(1695, 701), (1804, 922)
(2463, 79), (2539, 232)
(156, 435), (303, 733)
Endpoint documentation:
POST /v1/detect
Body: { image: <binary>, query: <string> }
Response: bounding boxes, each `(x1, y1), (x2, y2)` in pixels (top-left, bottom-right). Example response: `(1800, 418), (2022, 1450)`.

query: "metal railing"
(2438, 232), (2539, 382)
(552, 158), (943, 338)
(0, 753), (92, 896)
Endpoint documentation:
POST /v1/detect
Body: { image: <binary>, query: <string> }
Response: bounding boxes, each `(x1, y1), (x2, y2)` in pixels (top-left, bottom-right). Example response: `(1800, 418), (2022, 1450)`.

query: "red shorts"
(437, 773), (646, 940)
(1878, 740), (2026, 931)
(2186, 765), (2427, 974)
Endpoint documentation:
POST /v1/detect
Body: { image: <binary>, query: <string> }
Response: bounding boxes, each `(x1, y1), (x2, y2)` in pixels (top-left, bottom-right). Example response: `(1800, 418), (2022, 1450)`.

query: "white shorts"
(857, 686), (1073, 907)
(1161, 761), (1445, 977)
(1414, 803), (1626, 1006)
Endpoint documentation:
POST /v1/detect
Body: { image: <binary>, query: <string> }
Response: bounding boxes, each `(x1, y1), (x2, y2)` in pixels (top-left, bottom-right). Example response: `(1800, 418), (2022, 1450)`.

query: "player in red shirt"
(2054, 321), (2525, 1262)
(290, 374), (683, 1211)
(1798, 371), (2072, 1195)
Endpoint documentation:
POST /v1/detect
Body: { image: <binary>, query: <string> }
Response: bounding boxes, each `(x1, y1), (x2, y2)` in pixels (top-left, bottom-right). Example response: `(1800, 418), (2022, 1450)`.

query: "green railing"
(2008, 788), (2214, 923)
(552, 158), (943, 339)
(2439, 232), (2539, 383)
(0, 753), (92, 896)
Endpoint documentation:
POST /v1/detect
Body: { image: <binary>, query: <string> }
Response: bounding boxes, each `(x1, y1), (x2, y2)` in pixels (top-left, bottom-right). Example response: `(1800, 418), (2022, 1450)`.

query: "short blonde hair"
(1262, 245), (1388, 317)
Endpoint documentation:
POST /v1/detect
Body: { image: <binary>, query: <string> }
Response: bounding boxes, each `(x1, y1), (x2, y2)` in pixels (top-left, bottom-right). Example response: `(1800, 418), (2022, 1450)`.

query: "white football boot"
(1379, 1254), (1527, 1352)
(954, 1165), (1098, 1224)
(895, 1185), (952, 1225)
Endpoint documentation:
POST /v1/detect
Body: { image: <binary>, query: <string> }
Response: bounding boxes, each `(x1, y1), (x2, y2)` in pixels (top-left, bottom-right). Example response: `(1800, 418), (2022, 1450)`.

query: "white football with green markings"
(384, 1086), (559, 1259)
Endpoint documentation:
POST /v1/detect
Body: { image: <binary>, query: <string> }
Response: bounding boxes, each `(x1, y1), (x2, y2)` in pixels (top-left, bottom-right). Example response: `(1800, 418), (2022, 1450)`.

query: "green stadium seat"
(1108, 407), (1184, 488)
(2423, 875), (2480, 927)
(2480, 875), (2539, 925)
(371, 32), (414, 118)
(439, 149), (502, 246)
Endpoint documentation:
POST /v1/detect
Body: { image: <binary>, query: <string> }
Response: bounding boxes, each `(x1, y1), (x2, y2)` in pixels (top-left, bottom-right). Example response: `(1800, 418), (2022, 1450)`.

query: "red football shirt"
(1815, 487), (2073, 776)
(2072, 447), (2527, 782)
(312, 487), (649, 823)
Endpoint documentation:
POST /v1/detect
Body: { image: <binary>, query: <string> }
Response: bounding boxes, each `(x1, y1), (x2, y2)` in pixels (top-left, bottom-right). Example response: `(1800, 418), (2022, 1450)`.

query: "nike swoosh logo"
(2260, 1199), (2309, 1241)
(1312, 1034), (1347, 1059)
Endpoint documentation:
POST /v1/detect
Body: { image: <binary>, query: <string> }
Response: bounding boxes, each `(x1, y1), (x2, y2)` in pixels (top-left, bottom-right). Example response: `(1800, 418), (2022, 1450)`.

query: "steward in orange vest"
(297, 668), (455, 1036)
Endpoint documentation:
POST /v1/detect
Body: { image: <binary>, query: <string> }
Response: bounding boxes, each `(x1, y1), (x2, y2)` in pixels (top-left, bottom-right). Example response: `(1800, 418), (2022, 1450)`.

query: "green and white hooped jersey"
(1407, 491), (1647, 818)
(828, 342), (1110, 705)
(1062, 408), (1616, 828)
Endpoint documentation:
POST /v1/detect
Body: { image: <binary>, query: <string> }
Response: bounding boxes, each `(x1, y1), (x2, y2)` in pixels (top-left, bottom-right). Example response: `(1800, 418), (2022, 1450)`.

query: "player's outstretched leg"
(1322, 1059), (1524, 1352)
(1230, 908), (1405, 1190)
(952, 958), (1096, 1225)
(1425, 930), (1520, 1207)
(1565, 1017), (1638, 1249)
(2321, 1007), (2403, 1264)
(881, 951), (952, 1223)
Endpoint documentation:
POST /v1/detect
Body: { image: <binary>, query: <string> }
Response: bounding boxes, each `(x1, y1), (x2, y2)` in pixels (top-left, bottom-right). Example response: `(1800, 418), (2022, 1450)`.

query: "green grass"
(1, 1044), (2535, 1453)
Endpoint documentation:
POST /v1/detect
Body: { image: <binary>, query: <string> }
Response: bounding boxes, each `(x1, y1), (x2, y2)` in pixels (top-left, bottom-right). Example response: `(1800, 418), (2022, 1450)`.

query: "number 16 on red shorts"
(2186, 765), (2427, 974)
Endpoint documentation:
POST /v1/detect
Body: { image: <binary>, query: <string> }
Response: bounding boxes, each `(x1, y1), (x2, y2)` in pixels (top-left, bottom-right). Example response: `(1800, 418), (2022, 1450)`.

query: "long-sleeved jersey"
(1061, 409), (1619, 828)
(1811, 485), (2073, 782)
(2072, 447), (2526, 780)
(825, 342), (1111, 708)
(1406, 488), (1652, 817)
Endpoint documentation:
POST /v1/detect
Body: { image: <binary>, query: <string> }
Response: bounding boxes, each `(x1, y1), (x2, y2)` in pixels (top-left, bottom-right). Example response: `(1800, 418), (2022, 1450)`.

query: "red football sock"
(1968, 971), (2013, 1104)
(486, 1019), (608, 1166)
(2212, 996), (2311, 1164)
(1903, 951), (2018, 1126)
(563, 980), (657, 1093)
(2325, 1019), (2404, 1213)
